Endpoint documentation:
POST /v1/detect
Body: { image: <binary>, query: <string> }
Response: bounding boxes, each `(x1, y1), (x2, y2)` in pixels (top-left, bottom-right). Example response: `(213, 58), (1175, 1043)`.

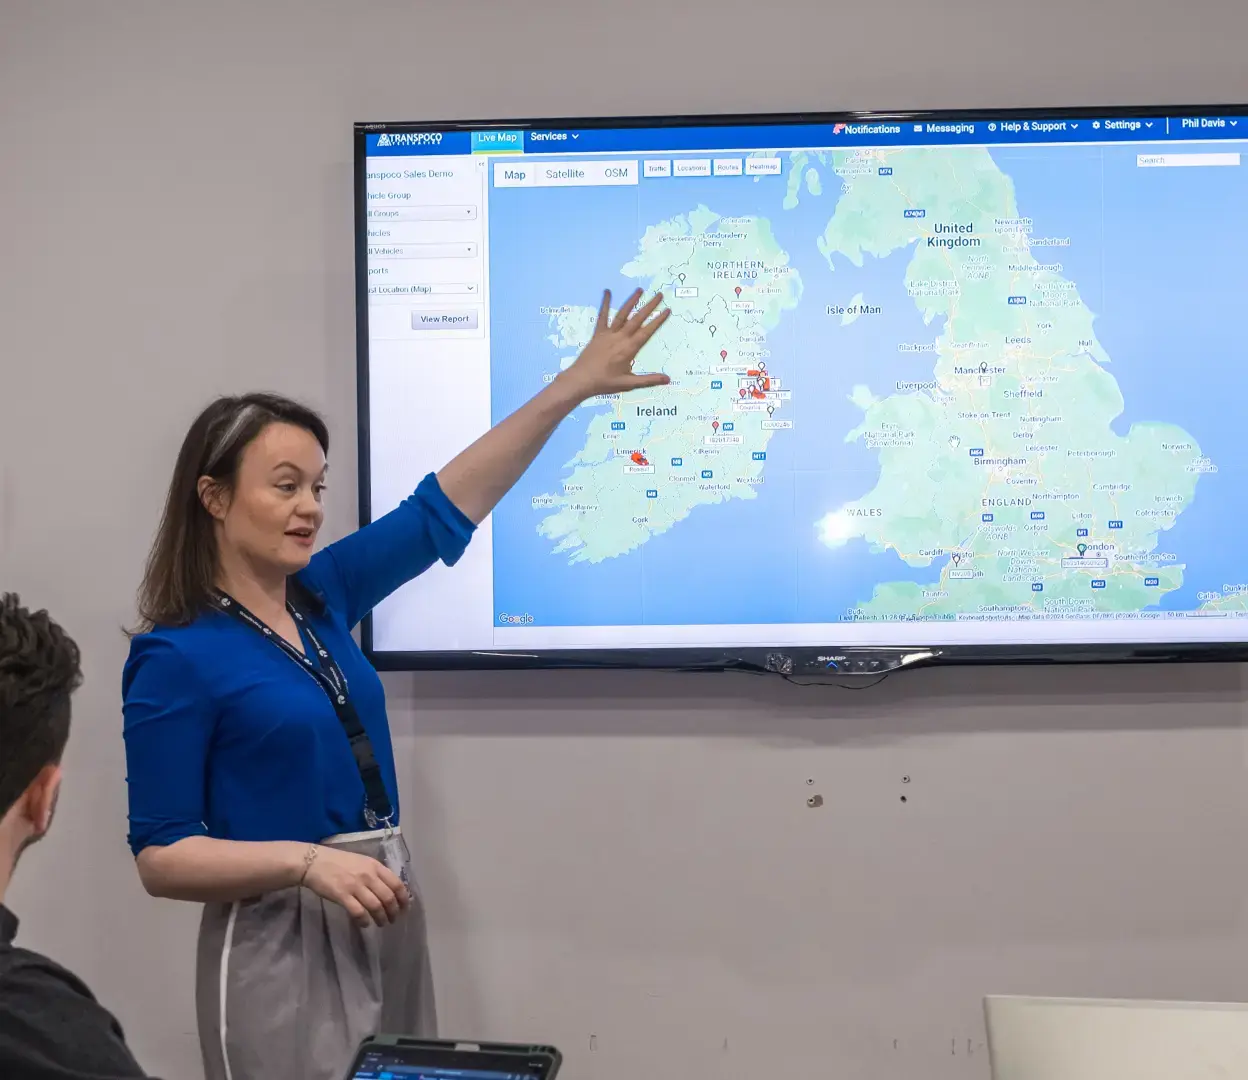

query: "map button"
(713, 158), (743, 176)
(493, 162), (537, 187)
(410, 309), (479, 331)
(644, 160), (672, 177)
(745, 157), (782, 175)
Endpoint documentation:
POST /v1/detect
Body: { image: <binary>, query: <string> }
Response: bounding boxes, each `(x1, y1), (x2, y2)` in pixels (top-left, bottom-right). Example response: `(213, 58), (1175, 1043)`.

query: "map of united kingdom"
(799, 146), (1207, 617)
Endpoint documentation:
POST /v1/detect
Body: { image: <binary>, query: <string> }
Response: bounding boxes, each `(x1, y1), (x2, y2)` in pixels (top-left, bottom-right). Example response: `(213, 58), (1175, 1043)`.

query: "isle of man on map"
(535, 205), (801, 563)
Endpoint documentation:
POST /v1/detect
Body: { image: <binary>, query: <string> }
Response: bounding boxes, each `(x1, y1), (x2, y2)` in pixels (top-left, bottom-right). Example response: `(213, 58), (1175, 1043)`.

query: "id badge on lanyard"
(380, 828), (412, 893)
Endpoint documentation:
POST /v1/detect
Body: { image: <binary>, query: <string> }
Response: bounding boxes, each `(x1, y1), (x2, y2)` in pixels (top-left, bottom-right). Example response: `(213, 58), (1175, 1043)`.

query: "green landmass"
(536, 206), (801, 563)
(797, 146), (1208, 619)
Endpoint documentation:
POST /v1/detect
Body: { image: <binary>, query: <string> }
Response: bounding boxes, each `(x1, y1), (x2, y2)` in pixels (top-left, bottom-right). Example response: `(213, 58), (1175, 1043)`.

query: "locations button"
(411, 309), (479, 330)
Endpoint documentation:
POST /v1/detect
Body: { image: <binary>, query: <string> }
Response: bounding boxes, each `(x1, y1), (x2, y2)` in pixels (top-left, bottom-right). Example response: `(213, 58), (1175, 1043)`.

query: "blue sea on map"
(487, 143), (1248, 627)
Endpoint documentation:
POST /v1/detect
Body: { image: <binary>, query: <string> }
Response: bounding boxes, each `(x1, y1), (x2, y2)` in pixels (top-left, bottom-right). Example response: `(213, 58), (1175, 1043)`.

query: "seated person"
(0, 593), (152, 1078)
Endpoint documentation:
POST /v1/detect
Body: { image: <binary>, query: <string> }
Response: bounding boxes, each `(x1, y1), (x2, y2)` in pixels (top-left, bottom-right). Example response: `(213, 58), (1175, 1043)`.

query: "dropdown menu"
(383, 283), (479, 295)
(418, 282), (478, 294)
(366, 205), (478, 221)
(367, 243), (478, 259)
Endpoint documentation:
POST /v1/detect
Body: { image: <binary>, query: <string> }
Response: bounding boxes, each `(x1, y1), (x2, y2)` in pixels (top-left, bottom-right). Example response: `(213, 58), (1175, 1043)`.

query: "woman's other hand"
(301, 846), (410, 928)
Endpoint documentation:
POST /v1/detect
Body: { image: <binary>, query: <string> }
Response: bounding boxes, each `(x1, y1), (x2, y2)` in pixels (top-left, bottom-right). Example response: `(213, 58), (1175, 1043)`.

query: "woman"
(122, 289), (669, 1080)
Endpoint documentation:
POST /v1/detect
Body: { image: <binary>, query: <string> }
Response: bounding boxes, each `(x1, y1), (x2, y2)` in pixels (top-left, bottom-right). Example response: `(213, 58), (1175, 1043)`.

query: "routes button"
(411, 309), (479, 331)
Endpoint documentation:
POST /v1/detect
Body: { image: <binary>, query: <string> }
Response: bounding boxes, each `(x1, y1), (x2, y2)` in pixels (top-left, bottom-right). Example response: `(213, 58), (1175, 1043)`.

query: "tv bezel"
(354, 104), (1248, 673)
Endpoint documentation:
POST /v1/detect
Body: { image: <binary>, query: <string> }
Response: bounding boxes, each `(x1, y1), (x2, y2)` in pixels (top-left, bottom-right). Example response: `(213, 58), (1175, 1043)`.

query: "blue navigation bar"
(363, 114), (1248, 158)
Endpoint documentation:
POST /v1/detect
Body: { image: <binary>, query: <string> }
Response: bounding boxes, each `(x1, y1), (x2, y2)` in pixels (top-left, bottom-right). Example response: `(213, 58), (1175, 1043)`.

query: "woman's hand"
(434, 287), (672, 524)
(554, 288), (671, 403)
(301, 846), (410, 928)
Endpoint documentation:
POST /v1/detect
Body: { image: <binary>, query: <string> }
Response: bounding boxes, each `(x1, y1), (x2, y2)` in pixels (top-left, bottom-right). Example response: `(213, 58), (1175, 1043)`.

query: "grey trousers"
(195, 832), (436, 1080)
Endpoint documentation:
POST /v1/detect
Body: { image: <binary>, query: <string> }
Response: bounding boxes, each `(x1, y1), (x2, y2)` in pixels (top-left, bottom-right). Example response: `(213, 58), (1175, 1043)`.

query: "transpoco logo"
(376, 132), (443, 147)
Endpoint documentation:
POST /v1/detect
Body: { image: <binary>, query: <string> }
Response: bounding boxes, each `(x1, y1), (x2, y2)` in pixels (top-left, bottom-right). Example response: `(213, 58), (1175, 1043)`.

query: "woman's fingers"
(630, 305), (671, 346)
(624, 292), (666, 334)
(626, 371), (671, 389)
(342, 895), (373, 929)
(370, 867), (404, 917)
(379, 868), (411, 907)
(374, 863), (407, 895)
(608, 288), (644, 331)
(359, 887), (390, 926)
(367, 879), (402, 923)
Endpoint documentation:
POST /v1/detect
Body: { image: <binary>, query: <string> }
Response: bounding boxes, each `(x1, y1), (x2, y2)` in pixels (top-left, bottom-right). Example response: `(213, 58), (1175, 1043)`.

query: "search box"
(1137, 153), (1240, 168)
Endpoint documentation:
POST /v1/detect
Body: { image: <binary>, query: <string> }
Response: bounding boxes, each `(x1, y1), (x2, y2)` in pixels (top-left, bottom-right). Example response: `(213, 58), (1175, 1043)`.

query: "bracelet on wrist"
(298, 844), (319, 885)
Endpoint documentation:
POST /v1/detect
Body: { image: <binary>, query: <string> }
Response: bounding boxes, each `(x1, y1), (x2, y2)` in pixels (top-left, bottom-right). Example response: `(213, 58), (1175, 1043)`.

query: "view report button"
(411, 309), (479, 330)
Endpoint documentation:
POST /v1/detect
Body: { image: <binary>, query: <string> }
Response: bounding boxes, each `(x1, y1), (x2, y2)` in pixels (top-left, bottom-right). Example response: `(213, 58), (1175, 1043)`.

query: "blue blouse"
(121, 473), (474, 856)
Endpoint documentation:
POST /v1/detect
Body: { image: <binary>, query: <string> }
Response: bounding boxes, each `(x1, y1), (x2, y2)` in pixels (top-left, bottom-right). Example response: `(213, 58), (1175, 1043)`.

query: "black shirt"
(0, 904), (149, 1079)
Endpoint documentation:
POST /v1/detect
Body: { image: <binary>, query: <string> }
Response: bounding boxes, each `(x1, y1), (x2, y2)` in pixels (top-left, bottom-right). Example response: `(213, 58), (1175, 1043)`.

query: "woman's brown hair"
(134, 393), (330, 632)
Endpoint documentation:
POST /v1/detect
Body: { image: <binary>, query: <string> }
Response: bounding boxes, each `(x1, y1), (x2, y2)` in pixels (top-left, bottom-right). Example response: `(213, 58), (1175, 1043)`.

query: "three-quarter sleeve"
(121, 635), (213, 855)
(301, 471), (476, 629)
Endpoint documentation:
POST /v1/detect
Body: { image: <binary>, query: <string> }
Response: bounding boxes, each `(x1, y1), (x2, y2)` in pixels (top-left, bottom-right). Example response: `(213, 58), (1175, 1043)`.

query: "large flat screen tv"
(354, 105), (1248, 672)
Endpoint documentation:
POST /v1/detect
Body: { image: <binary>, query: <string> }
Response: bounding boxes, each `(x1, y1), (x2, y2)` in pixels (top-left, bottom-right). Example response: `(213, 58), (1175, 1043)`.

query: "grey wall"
(3, 2), (1248, 1077)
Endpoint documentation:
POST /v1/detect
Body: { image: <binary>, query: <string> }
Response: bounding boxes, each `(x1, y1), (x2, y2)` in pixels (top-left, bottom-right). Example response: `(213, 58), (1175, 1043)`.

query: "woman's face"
(207, 421), (327, 578)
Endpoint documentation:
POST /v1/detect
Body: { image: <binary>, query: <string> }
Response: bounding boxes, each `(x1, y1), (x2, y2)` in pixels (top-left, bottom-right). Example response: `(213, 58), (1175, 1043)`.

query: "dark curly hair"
(0, 594), (82, 819)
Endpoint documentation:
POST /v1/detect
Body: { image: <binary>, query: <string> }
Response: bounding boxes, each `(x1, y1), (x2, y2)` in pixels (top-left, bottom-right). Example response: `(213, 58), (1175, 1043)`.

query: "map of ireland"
(534, 206), (800, 563)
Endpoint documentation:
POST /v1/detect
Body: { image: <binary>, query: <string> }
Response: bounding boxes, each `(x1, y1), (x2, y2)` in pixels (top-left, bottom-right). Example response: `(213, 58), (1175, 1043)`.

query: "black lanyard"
(211, 590), (395, 829)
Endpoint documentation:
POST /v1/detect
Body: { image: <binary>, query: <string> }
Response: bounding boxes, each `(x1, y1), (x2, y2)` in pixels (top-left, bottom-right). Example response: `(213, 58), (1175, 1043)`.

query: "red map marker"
(712, 420), (720, 432)
(738, 388), (747, 398)
(720, 349), (727, 360)
(734, 286), (742, 297)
